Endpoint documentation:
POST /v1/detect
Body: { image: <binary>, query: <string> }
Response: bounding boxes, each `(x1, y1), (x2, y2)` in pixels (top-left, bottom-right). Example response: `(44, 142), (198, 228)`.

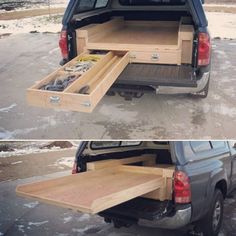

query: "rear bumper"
(156, 72), (209, 95)
(138, 205), (192, 230)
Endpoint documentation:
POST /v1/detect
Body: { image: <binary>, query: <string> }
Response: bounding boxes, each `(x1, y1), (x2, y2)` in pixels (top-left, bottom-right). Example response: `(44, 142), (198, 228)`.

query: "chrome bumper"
(156, 72), (210, 95)
(138, 205), (192, 230)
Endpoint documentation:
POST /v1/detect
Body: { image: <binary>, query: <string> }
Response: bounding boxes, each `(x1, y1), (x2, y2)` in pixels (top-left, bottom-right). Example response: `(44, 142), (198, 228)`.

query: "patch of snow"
(0, 146), (75, 158)
(17, 225), (25, 233)
(72, 226), (91, 233)
(0, 14), (62, 35)
(0, 103), (17, 113)
(11, 161), (23, 165)
(28, 221), (48, 226)
(52, 156), (74, 168)
(77, 213), (90, 222)
(0, 233), (4, 236)
(63, 216), (72, 224)
(206, 12), (236, 39)
(24, 201), (39, 209)
(0, 1), (68, 13)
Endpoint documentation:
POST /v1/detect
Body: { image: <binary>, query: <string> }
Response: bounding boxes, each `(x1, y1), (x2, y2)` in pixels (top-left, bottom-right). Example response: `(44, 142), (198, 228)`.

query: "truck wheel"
(197, 189), (224, 236)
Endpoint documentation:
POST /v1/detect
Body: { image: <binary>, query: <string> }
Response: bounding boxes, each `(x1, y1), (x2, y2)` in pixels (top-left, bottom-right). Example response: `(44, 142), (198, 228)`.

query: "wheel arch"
(215, 179), (227, 199)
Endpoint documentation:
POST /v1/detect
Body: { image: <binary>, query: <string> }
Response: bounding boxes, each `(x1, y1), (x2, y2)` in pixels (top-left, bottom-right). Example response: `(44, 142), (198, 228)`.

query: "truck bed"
(116, 64), (197, 88)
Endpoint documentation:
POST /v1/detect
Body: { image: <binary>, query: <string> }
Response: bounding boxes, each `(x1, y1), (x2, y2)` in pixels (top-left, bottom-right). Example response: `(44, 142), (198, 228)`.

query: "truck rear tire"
(197, 189), (224, 236)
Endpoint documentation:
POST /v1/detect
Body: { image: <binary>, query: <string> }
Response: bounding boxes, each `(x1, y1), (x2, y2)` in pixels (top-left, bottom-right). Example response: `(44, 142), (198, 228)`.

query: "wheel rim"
(212, 200), (221, 231)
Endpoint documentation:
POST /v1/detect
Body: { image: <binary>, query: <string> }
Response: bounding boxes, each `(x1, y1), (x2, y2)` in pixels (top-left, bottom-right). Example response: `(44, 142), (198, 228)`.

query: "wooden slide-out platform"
(16, 164), (173, 214)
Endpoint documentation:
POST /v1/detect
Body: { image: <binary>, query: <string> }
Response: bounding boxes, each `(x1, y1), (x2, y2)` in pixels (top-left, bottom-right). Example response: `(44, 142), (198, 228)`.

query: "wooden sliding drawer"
(129, 50), (182, 65)
(27, 51), (129, 113)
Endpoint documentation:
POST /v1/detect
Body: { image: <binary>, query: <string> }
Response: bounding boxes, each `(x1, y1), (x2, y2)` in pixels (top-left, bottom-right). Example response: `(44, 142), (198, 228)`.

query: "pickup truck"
(17, 141), (236, 236)
(27, 0), (211, 112)
(60, 0), (211, 98)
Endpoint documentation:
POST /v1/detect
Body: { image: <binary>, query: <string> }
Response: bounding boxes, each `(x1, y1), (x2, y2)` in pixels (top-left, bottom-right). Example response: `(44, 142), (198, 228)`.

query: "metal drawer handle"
(50, 96), (60, 104)
(130, 53), (136, 59)
(152, 53), (159, 61)
(81, 101), (91, 107)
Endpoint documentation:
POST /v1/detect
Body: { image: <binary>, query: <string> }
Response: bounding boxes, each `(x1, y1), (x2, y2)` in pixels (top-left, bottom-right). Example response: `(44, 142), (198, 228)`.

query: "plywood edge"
(87, 155), (156, 171)
(119, 165), (164, 176)
(89, 52), (129, 109)
(86, 43), (179, 52)
(16, 187), (94, 214)
(125, 20), (179, 28)
(78, 17), (124, 39)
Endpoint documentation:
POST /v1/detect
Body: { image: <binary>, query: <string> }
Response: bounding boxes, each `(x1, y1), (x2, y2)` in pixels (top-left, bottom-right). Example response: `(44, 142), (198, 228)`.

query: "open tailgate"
(16, 165), (171, 214)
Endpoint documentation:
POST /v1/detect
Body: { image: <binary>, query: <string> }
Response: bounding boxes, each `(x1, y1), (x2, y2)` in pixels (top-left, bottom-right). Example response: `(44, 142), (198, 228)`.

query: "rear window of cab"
(119, 0), (186, 6)
(77, 0), (109, 13)
(90, 141), (142, 150)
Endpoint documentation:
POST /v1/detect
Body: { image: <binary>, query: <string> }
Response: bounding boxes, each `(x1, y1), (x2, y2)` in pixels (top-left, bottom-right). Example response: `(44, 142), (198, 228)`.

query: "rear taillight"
(198, 32), (211, 66)
(174, 171), (191, 204)
(72, 161), (78, 174)
(59, 30), (68, 59)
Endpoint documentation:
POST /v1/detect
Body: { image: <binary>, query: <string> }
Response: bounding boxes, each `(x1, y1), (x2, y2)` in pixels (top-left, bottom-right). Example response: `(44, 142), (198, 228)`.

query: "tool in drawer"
(64, 55), (100, 73)
(64, 61), (93, 73)
(39, 56), (100, 92)
(40, 74), (79, 92)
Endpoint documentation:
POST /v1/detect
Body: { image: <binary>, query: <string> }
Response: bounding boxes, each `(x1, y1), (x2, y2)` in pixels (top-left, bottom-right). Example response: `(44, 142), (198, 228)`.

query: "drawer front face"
(27, 90), (94, 113)
(27, 51), (129, 113)
(129, 50), (181, 65)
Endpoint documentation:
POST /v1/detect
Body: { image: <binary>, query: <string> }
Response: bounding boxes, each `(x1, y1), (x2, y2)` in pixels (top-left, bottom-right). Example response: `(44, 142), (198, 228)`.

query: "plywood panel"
(76, 18), (194, 65)
(16, 166), (164, 214)
(89, 25), (179, 46)
(87, 155), (156, 171)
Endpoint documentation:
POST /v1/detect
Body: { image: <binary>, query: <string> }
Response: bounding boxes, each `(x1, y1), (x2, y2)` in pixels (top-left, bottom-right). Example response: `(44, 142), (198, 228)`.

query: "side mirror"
(233, 143), (236, 149)
(201, 0), (205, 4)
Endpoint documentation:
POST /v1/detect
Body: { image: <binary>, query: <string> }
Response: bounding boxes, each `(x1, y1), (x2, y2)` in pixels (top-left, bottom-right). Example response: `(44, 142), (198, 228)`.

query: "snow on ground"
(0, 4), (67, 14)
(0, 9), (235, 39)
(0, 146), (63, 157)
(0, 141), (76, 158)
(11, 161), (23, 165)
(0, 14), (63, 35)
(49, 156), (74, 169)
(28, 221), (48, 226)
(23, 201), (39, 209)
(206, 11), (236, 39)
(0, 0), (68, 13)
(0, 104), (17, 113)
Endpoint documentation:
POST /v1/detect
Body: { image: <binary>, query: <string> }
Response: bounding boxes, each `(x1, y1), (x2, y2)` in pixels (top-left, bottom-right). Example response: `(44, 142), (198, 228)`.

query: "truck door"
(228, 141), (236, 186)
